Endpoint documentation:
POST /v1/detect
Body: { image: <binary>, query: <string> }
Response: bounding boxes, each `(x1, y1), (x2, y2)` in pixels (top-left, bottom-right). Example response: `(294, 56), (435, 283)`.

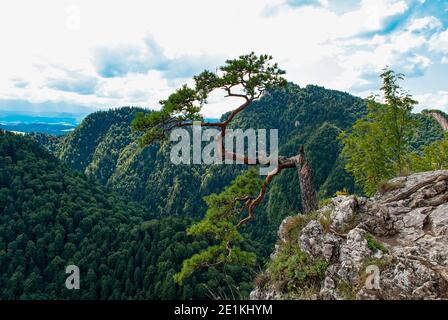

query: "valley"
(1, 82), (446, 300)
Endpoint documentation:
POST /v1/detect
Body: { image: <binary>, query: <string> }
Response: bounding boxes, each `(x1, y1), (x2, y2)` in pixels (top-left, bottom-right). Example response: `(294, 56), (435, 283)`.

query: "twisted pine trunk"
(296, 147), (318, 213)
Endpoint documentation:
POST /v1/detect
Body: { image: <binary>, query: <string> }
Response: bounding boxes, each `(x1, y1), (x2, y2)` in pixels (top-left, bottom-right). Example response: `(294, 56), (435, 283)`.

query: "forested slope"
(5, 83), (446, 299)
(0, 130), (257, 299)
(32, 83), (445, 240)
(34, 85), (369, 218)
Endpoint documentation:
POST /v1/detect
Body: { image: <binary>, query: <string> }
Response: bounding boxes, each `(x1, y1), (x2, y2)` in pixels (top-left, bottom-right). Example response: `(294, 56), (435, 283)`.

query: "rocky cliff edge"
(251, 170), (448, 300)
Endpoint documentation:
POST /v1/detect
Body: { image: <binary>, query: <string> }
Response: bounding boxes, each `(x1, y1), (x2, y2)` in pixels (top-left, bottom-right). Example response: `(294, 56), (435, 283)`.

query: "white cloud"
(415, 91), (448, 113)
(95, 70), (172, 107)
(0, 0), (447, 117)
(407, 16), (442, 32)
(430, 29), (448, 53)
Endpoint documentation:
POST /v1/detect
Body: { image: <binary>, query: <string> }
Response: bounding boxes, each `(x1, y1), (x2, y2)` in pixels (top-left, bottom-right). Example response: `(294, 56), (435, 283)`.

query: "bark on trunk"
(296, 146), (318, 214)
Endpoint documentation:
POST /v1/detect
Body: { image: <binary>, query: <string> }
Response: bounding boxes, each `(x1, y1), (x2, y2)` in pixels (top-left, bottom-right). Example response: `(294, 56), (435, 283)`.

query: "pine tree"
(173, 169), (261, 283)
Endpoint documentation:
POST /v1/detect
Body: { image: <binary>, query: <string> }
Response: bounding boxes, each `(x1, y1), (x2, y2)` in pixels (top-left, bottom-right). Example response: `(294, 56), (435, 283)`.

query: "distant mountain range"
(0, 114), (78, 135)
(0, 110), (220, 136)
(28, 84), (447, 226)
(0, 114), (79, 124)
(0, 122), (76, 135)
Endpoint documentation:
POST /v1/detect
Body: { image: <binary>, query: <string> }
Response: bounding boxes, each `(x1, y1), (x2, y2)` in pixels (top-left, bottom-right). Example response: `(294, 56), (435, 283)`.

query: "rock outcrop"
(251, 170), (448, 300)
(427, 111), (448, 132)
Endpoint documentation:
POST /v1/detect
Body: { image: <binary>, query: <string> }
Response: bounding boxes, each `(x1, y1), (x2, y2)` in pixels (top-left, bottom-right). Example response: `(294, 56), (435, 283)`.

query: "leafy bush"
(319, 197), (332, 208)
(268, 243), (328, 296)
(339, 69), (417, 196)
(411, 133), (448, 172)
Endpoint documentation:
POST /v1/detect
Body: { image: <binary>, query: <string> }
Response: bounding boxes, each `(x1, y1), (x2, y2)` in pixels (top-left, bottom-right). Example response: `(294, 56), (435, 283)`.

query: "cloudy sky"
(0, 0), (447, 118)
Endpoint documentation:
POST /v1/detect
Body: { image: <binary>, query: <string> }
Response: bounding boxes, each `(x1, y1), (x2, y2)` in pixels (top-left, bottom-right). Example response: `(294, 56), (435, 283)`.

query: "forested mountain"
(31, 107), (205, 215)
(0, 130), (257, 299)
(251, 71), (448, 300)
(27, 85), (383, 287)
(3, 82), (446, 300)
(33, 83), (445, 226)
(33, 85), (367, 218)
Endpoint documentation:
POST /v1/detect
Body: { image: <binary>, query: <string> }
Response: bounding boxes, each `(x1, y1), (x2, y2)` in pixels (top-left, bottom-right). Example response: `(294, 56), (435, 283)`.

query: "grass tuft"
(268, 243), (328, 297)
(319, 210), (333, 233)
(378, 180), (405, 194)
(366, 233), (388, 253)
(282, 212), (318, 242)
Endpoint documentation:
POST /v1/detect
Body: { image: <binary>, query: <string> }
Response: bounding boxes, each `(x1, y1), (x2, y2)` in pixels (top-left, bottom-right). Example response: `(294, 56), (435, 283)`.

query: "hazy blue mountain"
(0, 113), (80, 135)
(0, 123), (76, 135)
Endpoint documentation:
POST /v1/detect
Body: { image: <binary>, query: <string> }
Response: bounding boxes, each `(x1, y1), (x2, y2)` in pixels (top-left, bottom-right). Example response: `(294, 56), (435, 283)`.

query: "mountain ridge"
(2, 81), (447, 300)
(31, 83), (446, 222)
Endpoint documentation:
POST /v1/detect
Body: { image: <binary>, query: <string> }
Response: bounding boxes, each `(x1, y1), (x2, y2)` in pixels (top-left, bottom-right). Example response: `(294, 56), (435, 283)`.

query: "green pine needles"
(174, 169), (263, 283)
(132, 52), (286, 147)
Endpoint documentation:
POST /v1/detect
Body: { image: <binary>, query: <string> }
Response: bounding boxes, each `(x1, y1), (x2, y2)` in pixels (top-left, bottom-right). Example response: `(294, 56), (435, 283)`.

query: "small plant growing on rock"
(366, 233), (388, 253)
(268, 243), (328, 297)
(378, 180), (405, 194)
(282, 212), (318, 242)
(361, 256), (394, 271)
(319, 197), (332, 208)
(337, 280), (357, 300)
(335, 188), (350, 196)
(254, 271), (271, 291)
(319, 209), (333, 233)
(355, 256), (394, 293)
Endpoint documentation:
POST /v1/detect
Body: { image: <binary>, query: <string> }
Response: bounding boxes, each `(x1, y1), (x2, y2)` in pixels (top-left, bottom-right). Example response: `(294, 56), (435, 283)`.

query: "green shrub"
(319, 197), (332, 208)
(366, 234), (388, 253)
(254, 272), (271, 290)
(268, 243), (328, 296)
(361, 256), (394, 271)
(282, 212), (318, 242)
(337, 280), (356, 300)
(335, 188), (350, 196)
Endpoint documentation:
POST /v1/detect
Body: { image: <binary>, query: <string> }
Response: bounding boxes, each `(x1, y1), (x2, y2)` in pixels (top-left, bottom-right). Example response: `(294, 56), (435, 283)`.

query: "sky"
(0, 0), (447, 118)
